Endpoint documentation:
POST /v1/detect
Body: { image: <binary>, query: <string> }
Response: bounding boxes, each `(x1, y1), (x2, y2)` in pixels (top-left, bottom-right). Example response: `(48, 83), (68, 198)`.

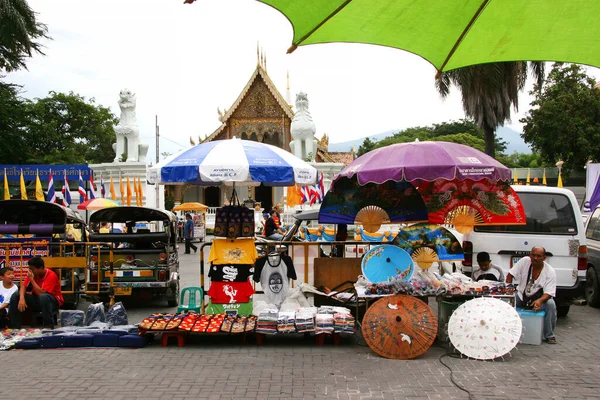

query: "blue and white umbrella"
(148, 138), (318, 186)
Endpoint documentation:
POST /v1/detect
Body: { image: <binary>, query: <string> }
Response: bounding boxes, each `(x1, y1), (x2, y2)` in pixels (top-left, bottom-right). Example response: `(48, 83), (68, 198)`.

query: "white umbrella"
(147, 137), (317, 187)
(448, 297), (522, 360)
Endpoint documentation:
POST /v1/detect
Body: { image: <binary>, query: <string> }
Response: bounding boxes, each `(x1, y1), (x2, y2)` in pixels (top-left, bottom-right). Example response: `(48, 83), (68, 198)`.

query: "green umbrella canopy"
(258, 0), (600, 73)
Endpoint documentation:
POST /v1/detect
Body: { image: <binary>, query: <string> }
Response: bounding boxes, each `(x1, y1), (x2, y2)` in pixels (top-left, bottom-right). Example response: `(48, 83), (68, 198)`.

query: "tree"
(521, 63), (600, 172)
(0, 90), (118, 164)
(436, 62), (544, 158)
(0, 0), (49, 72)
(357, 137), (377, 157)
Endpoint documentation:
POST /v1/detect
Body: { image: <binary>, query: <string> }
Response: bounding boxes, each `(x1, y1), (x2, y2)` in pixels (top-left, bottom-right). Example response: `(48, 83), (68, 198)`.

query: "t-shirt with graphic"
(508, 257), (557, 301)
(208, 281), (254, 304)
(0, 283), (18, 305)
(23, 268), (64, 306)
(208, 264), (254, 282)
(473, 264), (505, 282)
(208, 238), (258, 265)
(254, 254), (297, 308)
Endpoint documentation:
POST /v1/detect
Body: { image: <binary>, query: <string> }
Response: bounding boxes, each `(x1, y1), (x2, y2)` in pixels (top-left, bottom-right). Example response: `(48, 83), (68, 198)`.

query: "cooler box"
(517, 309), (545, 345)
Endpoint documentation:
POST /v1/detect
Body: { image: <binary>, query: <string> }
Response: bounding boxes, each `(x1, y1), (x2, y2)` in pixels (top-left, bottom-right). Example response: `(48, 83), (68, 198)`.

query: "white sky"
(7, 0), (600, 162)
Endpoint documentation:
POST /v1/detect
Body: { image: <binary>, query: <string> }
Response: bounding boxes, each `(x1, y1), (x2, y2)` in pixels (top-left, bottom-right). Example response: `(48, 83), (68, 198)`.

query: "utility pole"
(155, 115), (160, 208)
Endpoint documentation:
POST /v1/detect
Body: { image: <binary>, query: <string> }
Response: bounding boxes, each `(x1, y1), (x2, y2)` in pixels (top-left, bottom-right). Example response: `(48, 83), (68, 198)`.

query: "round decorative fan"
(445, 206), (484, 235)
(355, 206), (390, 233)
(411, 246), (438, 270)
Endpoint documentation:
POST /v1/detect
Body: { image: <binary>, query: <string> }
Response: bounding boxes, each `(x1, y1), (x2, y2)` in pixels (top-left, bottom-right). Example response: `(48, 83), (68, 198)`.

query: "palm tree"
(0, 0), (48, 72)
(436, 62), (544, 158)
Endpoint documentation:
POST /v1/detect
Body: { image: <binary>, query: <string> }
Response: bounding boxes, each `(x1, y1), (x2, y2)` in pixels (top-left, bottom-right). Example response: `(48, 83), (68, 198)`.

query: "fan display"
(392, 223), (464, 269)
(448, 297), (522, 360)
(355, 206), (390, 233)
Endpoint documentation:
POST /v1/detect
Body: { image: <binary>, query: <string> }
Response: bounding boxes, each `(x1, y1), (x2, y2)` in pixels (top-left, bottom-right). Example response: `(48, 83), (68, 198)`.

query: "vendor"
(265, 210), (284, 240)
(473, 252), (505, 281)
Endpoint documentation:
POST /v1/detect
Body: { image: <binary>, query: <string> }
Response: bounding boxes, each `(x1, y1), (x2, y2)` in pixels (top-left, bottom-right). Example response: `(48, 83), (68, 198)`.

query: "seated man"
(265, 210), (284, 240)
(0, 267), (18, 329)
(473, 252), (505, 281)
(9, 256), (64, 329)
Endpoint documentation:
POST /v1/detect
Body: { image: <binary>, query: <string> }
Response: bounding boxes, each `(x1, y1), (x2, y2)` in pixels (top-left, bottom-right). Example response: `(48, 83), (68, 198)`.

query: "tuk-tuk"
(87, 206), (179, 306)
(0, 200), (88, 309)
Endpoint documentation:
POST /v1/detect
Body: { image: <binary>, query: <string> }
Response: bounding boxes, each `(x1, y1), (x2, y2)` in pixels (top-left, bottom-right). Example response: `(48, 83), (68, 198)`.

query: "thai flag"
(89, 172), (97, 199)
(46, 171), (56, 203)
(62, 170), (72, 207)
(300, 186), (311, 204)
(78, 171), (87, 202)
(100, 175), (106, 198)
(307, 173), (325, 206)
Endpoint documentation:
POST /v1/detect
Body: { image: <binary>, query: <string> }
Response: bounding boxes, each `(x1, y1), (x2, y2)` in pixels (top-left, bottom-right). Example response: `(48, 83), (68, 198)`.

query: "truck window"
(474, 192), (577, 235)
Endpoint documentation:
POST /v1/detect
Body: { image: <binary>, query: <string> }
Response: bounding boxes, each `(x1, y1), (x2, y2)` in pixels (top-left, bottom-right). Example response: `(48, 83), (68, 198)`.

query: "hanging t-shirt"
(208, 238), (258, 265)
(208, 264), (254, 282)
(208, 281), (254, 304)
(254, 253), (297, 307)
(0, 283), (18, 305)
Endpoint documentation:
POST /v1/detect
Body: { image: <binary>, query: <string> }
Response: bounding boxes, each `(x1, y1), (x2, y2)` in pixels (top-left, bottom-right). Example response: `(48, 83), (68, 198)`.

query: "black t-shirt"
(265, 217), (278, 236)
(208, 264), (254, 282)
(253, 254), (297, 282)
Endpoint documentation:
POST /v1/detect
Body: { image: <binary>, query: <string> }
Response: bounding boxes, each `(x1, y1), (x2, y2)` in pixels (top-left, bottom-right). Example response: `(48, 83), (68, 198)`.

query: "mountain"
(328, 126), (532, 154)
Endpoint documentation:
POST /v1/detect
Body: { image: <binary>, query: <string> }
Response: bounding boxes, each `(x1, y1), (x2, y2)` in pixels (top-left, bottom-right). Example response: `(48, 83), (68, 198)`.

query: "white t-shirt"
(473, 264), (505, 282)
(254, 254), (297, 308)
(508, 257), (556, 301)
(0, 283), (18, 305)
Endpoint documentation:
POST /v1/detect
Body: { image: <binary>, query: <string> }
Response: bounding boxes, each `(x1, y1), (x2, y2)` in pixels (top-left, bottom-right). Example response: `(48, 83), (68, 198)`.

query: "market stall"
(173, 202), (208, 242)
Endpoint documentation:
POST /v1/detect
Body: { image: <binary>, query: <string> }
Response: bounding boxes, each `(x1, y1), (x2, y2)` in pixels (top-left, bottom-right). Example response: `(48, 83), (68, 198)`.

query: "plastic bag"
(60, 310), (85, 327)
(85, 302), (106, 325)
(279, 287), (310, 312)
(106, 302), (128, 327)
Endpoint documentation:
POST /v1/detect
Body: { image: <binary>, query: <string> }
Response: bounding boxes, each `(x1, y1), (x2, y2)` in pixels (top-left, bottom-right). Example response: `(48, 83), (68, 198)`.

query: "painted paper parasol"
(361, 245), (414, 283)
(448, 297), (522, 360)
(318, 177), (428, 231)
(361, 294), (437, 359)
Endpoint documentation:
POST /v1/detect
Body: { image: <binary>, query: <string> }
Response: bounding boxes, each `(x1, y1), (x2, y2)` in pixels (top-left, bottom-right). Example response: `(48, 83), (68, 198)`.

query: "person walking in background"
(184, 213), (198, 254)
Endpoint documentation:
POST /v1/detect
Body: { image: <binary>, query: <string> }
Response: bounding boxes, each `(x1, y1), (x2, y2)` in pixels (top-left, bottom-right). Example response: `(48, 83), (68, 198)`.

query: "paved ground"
(2, 249), (600, 400)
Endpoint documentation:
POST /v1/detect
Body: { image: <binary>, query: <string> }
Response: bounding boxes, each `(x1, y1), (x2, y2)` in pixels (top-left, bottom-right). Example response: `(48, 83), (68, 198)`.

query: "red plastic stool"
(161, 331), (186, 347)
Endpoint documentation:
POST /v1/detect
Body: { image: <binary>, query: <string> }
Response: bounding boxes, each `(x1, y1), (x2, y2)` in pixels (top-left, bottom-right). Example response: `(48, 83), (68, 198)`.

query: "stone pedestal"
(89, 162), (164, 210)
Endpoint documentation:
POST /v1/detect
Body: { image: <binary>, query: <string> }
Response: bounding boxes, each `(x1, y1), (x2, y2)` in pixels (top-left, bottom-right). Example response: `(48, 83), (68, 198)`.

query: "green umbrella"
(257, 0), (600, 74)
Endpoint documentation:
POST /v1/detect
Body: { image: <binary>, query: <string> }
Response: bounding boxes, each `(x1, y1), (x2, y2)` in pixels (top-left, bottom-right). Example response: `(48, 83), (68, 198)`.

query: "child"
(0, 267), (18, 329)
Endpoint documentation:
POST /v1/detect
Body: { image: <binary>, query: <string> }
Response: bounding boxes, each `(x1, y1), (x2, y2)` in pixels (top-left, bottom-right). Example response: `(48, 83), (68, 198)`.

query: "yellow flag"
(35, 170), (44, 201)
(20, 169), (27, 200)
(513, 169), (518, 184)
(134, 177), (139, 206)
(557, 171), (563, 188)
(542, 169), (547, 185)
(126, 176), (132, 206)
(120, 175), (125, 205)
(286, 185), (301, 208)
(3, 169), (9, 200)
(526, 169), (531, 186)
(109, 175), (117, 201)
(137, 177), (144, 206)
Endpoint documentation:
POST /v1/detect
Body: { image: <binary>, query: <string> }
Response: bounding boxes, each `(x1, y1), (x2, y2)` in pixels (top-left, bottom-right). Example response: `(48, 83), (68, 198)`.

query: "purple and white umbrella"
(333, 141), (511, 186)
(148, 138), (317, 186)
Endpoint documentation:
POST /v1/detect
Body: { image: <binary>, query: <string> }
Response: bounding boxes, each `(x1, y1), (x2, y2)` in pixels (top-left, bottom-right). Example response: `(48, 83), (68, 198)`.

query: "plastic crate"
(517, 308), (545, 345)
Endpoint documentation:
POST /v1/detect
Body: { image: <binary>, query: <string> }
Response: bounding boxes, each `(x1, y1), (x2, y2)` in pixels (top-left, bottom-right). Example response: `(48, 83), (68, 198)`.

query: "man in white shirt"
(506, 246), (558, 344)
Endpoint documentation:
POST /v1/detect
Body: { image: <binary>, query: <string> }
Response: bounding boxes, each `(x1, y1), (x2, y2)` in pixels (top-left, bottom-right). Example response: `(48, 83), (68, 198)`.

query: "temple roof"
(203, 63), (293, 143)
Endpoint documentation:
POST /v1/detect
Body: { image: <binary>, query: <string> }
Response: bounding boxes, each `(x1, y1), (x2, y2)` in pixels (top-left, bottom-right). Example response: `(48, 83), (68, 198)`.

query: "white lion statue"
(113, 89), (148, 163)
(290, 92), (317, 162)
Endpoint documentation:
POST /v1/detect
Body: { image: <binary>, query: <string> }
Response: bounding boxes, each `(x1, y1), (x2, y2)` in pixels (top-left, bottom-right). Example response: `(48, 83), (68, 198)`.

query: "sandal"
(545, 337), (557, 344)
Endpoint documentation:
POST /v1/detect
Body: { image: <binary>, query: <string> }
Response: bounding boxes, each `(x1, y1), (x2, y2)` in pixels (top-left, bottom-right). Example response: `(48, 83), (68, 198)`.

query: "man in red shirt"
(9, 256), (64, 329)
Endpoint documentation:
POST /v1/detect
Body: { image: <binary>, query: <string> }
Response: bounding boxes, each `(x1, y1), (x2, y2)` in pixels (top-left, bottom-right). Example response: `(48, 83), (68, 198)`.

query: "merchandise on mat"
(208, 264), (254, 282)
(220, 315), (236, 333)
(206, 314), (225, 333)
(191, 314), (213, 333)
(315, 313), (334, 334)
(254, 253), (297, 308)
(277, 311), (296, 334)
(208, 281), (254, 304)
(60, 310), (85, 327)
(244, 316), (257, 332)
(85, 303), (106, 325)
(230, 316), (248, 333)
(295, 309), (316, 333)
(106, 302), (128, 327)
(256, 308), (278, 335)
(333, 313), (355, 334)
(165, 315), (184, 330)
(0, 328), (44, 351)
(179, 313), (201, 331)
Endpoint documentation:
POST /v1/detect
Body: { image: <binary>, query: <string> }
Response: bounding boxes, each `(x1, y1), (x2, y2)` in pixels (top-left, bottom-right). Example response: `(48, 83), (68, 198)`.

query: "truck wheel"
(586, 267), (600, 308)
(167, 281), (180, 307)
(557, 304), (570, 317)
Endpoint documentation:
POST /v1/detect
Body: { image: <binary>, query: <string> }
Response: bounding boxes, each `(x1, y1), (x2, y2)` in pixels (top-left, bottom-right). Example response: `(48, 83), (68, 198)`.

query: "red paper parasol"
(361, 294), (437, 359)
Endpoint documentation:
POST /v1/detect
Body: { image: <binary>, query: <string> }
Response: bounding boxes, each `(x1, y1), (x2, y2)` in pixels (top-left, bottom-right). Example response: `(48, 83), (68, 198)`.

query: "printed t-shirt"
(0, 283), (18, 305)
(208, 281), (254, 304)
(508, 257), (557, 301)
(208, 264), (253, 282)
(254, 254), (297, 307)
(473, 264), (505, 282)
(208, 238), (258, 265)
(23, 268), (64, 306)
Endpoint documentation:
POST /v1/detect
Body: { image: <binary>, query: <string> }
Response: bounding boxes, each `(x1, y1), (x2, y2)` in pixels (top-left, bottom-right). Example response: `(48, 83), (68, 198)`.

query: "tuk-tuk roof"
(0, 199), (85, 225)
(90, 206), (176, 223)
(292, 209), (320, 221)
